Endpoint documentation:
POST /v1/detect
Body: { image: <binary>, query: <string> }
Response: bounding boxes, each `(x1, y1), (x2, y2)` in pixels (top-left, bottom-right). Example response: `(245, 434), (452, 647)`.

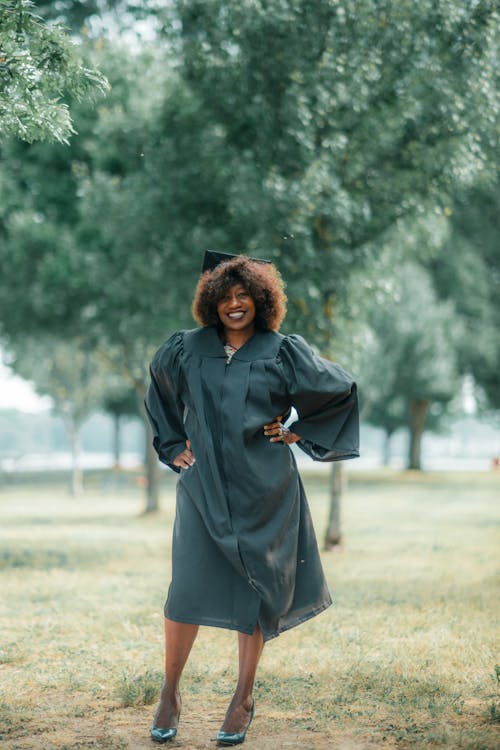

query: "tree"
(9, 336), (110, 493)
(363, 263), (461, 469)
(17, 0), (494, 346)
(0, 0), (108, 143)
(0, 42), (195, 510)
(103, 386), (139, 468)
(31, 1), (155, 30)
(173, 0), (499, 338)
(428, 180), (500, 412)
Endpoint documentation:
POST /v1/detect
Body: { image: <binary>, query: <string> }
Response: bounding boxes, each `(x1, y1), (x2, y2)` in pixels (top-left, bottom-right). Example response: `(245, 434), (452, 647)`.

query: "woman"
(144, 252), (359, 745)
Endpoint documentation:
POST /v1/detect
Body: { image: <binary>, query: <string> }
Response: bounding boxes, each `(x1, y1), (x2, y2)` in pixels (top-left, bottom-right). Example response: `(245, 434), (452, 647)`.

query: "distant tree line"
(0, 407), (142, 460)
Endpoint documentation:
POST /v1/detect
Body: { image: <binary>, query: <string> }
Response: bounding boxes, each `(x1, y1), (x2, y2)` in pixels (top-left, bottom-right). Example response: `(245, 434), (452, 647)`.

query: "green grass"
(0, 470), (498, 749)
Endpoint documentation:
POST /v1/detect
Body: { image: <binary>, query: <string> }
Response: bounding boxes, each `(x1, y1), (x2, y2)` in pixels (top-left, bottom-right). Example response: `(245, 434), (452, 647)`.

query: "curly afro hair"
(192, 256), (287, 331)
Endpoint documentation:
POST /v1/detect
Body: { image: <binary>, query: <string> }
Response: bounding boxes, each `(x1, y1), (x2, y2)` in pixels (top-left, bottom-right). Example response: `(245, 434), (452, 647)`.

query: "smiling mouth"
(227, 311), (245, 319)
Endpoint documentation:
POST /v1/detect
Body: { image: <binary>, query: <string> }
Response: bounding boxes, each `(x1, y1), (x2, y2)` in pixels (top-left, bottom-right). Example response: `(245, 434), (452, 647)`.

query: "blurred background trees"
(429, 180), (500, 413)
(0, 0), (498, 511)
(10, 336), (115, 493)
(0, 0), (108, 142)
(362, 263), (461, 470)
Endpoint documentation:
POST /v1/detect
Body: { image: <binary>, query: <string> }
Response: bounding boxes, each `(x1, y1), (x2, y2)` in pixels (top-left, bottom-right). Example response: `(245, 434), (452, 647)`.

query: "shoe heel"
(216, 700), (254, 746)
(151, 725), (177, 743)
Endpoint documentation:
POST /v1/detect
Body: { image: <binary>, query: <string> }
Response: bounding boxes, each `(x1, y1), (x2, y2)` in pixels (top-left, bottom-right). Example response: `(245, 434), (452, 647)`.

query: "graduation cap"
(202, 250), (271, 273)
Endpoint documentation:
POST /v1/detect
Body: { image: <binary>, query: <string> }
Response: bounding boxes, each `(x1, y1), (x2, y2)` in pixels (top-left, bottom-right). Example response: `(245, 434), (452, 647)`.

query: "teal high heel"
(216, 701), (255, 746)
(151, 694), (181, 743)
(150, 726), (177, 743)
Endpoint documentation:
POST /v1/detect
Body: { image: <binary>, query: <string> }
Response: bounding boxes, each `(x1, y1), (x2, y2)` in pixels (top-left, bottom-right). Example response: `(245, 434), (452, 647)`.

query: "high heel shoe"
(216, 700), (255, 746)
(151, 695), (181, 743)
(150, 726), (177, 743)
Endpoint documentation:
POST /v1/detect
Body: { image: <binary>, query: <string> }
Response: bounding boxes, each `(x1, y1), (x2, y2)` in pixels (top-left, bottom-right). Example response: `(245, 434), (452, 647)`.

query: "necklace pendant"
(224, 342), (237, 365)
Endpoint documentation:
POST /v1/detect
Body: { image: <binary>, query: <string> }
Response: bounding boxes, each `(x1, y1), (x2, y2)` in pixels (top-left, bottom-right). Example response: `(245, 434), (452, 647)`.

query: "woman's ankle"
(230, 691), (253, 711)
(160, 684), (181, 704)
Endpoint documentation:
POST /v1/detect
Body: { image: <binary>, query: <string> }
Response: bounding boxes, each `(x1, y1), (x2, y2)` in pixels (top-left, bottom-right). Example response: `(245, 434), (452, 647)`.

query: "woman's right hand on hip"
(173, 440), (196, 469)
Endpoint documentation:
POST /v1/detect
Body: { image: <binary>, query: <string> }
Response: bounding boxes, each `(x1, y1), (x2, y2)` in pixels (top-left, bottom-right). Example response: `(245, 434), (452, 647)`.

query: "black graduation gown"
(144, 326), (359, 641)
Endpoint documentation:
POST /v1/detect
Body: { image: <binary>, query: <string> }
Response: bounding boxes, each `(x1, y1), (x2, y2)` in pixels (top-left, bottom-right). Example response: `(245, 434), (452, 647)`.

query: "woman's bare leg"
(153, 618), (199, 728)
(220, 625), (264, 733)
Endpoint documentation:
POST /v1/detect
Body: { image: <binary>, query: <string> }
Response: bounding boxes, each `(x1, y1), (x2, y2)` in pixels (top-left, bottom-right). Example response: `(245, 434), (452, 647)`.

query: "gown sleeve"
(144, 331), (187, 473)
(278, 334), (359, 462)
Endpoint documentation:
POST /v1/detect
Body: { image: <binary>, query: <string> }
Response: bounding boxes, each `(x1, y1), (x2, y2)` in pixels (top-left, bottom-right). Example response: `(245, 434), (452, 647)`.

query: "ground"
(0, 469), (498, 749)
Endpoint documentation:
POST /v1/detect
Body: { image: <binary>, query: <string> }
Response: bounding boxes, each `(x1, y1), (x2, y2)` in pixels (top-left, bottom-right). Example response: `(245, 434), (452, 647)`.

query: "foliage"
(7, 334), (120, 491)
(103, 386), (140, 419)
(379, 264), (461, 402)
(0, 0), (108, 143)
(362, 263), (462, 466)
(2, 1), (498, 350)
(173, 0), (500, 342)
(428, 179), (500, 411)
(9, 335), (112, 425)
(117, 668), (163, 707)
(31, 0), (156, 30)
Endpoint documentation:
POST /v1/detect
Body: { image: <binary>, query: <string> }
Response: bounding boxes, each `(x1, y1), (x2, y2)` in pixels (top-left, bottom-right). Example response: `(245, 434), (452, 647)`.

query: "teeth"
(228, 312), (244, 319)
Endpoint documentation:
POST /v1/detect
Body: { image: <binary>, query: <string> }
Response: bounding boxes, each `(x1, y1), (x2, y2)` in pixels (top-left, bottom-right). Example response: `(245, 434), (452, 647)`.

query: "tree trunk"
(324, 461), (345, 550)
(135, 380), (160, 513)
(383, 429), (393, 466)
(407, 399), (430, 470)
(66, 417), (83, 496)
(113, 413), (121, 468)
(144, 418), (160, 512)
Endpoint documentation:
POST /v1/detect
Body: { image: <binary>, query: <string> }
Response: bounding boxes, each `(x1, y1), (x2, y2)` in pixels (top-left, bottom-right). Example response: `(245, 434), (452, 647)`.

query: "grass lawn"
(0, 469), (498, 749)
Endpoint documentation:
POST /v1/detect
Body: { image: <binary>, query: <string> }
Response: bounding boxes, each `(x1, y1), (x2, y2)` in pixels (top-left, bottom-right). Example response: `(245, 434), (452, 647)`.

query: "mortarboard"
(202, 250), (271, 273)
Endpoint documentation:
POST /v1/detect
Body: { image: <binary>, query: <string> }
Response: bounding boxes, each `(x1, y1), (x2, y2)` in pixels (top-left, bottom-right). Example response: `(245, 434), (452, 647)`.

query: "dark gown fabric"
(144, 325), (359, 641)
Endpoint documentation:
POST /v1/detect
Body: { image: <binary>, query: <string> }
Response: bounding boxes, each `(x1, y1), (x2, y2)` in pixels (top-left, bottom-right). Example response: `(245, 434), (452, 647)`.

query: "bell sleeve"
(144, 331), (187, 473)
(278, 334), (359, 462)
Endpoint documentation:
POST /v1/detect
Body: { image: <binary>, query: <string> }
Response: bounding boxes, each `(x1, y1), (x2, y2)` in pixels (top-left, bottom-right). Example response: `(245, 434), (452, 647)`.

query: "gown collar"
(192, 326), (282, 361)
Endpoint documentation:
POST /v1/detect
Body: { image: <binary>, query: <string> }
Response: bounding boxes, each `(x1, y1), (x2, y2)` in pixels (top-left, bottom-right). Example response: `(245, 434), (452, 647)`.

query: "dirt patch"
(0, 700), (394, 750)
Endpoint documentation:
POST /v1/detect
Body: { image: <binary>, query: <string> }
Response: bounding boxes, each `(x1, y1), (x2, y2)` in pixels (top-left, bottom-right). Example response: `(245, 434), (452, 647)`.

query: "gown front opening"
(145, 326), (359, 641)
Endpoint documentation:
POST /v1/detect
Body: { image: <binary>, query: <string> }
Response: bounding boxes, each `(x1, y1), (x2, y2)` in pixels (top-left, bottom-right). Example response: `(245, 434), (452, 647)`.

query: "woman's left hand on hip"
(263, 415), (301, 445)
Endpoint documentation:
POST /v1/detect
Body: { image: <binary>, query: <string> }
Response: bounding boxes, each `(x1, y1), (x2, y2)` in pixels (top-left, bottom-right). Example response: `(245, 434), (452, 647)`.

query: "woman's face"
(216, 283), (256, 333)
